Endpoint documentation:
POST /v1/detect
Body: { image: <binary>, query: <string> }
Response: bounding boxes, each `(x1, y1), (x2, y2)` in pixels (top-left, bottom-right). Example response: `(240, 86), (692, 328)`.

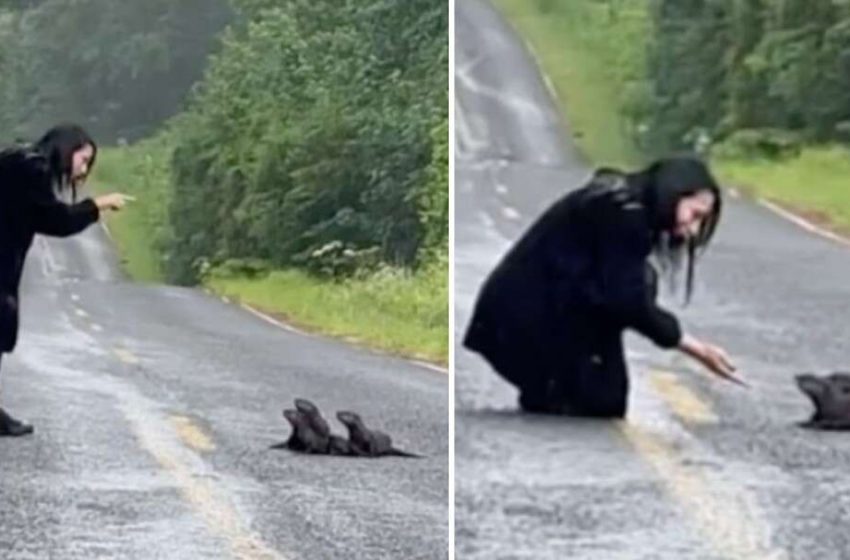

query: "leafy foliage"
(0, 0), (232, 142)
(0, 0), (449, 286)
(643, 0), (850, 154)
(165, 0), (448, 284)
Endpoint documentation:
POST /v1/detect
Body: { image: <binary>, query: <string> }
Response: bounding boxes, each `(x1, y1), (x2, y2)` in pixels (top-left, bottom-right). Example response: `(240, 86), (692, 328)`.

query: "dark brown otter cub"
(272, 399), (423, 457)
(336, 411), (422, 458)
(796, 373), (850, 430)
(295, 398), (331, 441)
(271, 408), (331, 453)
(292, 398), (353, 454)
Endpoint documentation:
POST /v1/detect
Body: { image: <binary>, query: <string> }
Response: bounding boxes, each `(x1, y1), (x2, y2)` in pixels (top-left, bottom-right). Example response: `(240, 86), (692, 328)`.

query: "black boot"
(518, 391), (567, 415)
(0, 408), (33, 436)
(518, 392), (550, 413)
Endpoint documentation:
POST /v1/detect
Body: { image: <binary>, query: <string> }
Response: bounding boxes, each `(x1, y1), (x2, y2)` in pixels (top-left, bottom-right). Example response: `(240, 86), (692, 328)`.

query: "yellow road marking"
(104, 357), (282, 557)
(170, 415), (215, 453)
(619, 422), (786, 560)
(649, 370), (717, 424)
(129, 419), (285, 560)
(619, 368), (783, 558)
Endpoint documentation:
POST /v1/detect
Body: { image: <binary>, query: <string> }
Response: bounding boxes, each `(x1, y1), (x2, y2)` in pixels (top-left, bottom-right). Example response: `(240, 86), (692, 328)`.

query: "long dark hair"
(34, 124), (97, 202)
(631, 156), (723, 304)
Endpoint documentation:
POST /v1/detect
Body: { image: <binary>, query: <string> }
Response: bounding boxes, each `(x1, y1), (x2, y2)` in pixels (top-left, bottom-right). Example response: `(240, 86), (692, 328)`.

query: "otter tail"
(386, 447), (424, 458)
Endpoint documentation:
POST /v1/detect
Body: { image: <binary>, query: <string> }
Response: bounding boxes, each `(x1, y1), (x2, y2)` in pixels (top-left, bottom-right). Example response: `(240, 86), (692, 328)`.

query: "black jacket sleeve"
(24, 157), (100, 237)
(591, 195), (682, 349)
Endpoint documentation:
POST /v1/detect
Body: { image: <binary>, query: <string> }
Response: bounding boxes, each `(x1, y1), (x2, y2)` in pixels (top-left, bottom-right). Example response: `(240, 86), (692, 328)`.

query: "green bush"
(647, 0), (850, 153)
(0, 0), (232, 143)
(165, 0), (448, 285)
(712, 128), (803, 161)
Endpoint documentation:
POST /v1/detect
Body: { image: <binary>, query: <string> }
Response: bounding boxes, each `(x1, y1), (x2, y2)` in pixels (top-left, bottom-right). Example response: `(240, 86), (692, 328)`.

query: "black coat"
(463, 169), (684, 391)
(0, 148), (100, 352)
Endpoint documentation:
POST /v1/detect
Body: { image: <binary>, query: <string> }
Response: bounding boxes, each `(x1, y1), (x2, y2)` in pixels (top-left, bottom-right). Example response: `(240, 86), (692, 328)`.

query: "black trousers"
(466, 303), (630, 418)
(492, 324), (629, 418)
(550, 330), (628, 418)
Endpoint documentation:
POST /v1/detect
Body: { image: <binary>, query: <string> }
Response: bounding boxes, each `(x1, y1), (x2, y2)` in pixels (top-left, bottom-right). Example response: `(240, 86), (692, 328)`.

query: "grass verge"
(492, 0), (648, 168)
(89, 136), (173, 283)
(716, 146), (850, 233)
(493, 0), (850, 237)
(88, 138), (448, 366)
(207, 262), (448, 366)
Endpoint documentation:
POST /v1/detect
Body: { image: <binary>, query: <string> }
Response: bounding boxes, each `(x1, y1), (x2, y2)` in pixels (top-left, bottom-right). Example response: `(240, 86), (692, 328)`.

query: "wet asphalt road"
(454, 1), (850, 559)
(0, 222), (448, 558)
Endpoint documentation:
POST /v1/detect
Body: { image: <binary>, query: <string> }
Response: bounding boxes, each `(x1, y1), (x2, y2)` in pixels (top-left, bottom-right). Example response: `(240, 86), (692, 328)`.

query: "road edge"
(202, 288), (449, 375)
(756, 196), (850, 249)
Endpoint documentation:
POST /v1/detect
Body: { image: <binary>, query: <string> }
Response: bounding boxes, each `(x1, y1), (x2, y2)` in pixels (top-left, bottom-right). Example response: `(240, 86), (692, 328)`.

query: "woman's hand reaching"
(94, 193), (135, 212)
(678, 334), (747, 387)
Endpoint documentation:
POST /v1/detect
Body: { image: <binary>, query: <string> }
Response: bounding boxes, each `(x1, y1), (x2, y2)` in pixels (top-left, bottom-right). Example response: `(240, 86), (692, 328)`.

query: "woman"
(0, 124), (133, 435)
(463, 156), (739, 417)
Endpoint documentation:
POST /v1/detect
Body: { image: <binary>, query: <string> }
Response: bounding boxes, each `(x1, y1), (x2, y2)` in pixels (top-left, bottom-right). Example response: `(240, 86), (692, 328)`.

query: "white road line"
(456, 52), (487, 75)
(523, 36), (558, 102)
(456, 65), (549, 123)
(455, 99), (489, 156)
(238, 303), (447, 374)
(410, 360), (449, 375)
(113, 348), (139, 364)
(239, 303), (309, 336)
(502, 206), (521, 221)
(100, 221), (113, 240)
(543, 74), (557, 101)
(479, 211), (496, 230)
(758, 199), (850, 249)
(39, 237), (59, 276)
